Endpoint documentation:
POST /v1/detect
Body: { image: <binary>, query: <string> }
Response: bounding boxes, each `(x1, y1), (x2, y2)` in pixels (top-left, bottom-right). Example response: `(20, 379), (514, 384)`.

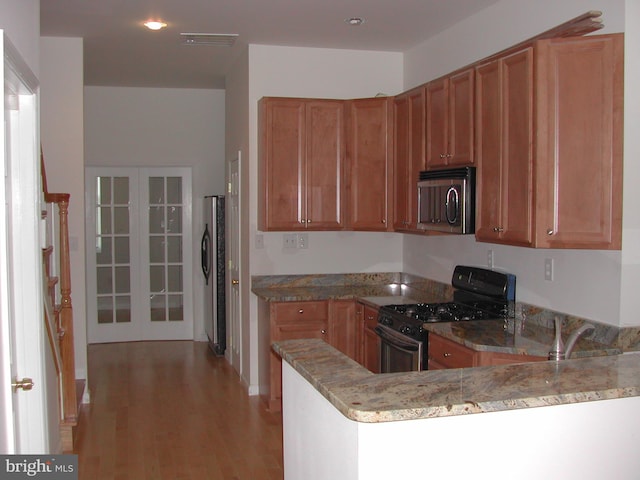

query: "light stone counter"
(273, 338), (640, 423)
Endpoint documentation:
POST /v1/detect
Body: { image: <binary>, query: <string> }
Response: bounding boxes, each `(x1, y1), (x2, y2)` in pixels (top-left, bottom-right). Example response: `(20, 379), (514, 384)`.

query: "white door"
(86, 167), (193, 343)
(227, 154), (241, 373)
(0, 33), (48, 453)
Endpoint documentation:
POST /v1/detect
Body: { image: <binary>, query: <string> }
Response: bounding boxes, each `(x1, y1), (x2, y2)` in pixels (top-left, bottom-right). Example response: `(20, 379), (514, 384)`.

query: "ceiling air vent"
(180, 33), (238, 47)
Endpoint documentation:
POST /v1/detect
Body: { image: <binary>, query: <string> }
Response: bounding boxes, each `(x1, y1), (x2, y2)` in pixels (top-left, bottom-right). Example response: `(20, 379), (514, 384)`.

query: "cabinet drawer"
(272, 301), (328, 321)
(428, 333), (477, 369)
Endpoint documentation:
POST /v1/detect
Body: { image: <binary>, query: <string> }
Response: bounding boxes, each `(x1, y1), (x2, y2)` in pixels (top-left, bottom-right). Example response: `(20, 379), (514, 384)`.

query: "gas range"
(379, 266), (515, 335)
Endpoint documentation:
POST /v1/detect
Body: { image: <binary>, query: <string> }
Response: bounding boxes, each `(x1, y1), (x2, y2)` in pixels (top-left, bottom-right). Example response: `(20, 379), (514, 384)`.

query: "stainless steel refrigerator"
(201, 195), (226, 355)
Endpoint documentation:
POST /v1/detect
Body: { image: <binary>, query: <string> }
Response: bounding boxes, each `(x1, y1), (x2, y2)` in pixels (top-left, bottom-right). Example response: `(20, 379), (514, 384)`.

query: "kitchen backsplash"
(252, 272), (640, 352)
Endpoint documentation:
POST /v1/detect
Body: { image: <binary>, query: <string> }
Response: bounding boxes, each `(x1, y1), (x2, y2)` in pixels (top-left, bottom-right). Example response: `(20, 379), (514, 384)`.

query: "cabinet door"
(425, 79), (448, 169)
(258, 98), (306, 231)
(306, 101), (345, 229)
(476, 48), (534, 246)
(360, 304), (380, 373)
(328, 299), (358, 360)
(347, 97), (392, 231)
(425, 69), (474, 169)
(428, 333), (477, 369)
(448, 69), (475, 166)
(534, 34), (623, 249)
(269, 301), (329, 411)
(394, 88), (424, 232)
(393, 94), (410, 230)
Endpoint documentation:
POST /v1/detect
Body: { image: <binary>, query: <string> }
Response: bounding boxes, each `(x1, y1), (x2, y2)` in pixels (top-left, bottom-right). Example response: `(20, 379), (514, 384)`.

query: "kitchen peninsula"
(275, 339), (640, 479)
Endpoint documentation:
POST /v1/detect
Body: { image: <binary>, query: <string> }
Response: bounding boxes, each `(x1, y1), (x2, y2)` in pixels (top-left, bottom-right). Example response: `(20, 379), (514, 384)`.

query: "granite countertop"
(273, 338), (640, 423)
(423, 320), (621, 358)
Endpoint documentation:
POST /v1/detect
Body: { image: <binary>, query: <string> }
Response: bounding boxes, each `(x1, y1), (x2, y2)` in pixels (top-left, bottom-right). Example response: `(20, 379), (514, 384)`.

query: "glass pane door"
(86, 167), (193, 343)
(140, 168), (193, 340)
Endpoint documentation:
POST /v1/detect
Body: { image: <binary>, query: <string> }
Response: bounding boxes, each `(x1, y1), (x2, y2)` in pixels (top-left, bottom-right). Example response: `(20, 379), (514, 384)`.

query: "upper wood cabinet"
(393, 87), (424, 232)
(475, 47), (535, 246)
(258, 97), (345, 231)
(533, 34), (623, 249)
(476, 34), (623, 249)
(346, 97), (393, 231)
(425, 68), (475, 169)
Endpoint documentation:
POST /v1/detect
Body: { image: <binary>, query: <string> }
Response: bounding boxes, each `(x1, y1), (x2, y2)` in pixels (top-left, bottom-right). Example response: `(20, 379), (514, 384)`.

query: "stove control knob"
(380, 315), (393, 327)
(400, 325), (417, 336)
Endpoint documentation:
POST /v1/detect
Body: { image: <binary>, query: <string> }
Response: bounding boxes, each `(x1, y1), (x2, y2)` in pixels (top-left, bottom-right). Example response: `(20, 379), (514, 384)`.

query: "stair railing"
(40, 152), (77, 427)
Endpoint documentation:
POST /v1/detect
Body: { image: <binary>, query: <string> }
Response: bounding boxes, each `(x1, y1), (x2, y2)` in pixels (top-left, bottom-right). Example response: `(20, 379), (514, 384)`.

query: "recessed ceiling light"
(345, 17), (365, 26)
(144, 21), (168, 31)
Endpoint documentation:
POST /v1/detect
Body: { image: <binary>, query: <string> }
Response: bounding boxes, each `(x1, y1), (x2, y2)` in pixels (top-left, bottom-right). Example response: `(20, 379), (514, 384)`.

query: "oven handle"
(374, 325), (420, 352)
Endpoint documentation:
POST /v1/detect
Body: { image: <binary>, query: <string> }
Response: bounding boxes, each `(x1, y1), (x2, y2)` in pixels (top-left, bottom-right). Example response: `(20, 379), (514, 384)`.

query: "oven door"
(374, 324), (423, 373)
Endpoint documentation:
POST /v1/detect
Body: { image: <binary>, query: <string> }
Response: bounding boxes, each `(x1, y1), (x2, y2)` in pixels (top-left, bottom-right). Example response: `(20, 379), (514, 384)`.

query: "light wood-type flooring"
(75, 341), (283, 480)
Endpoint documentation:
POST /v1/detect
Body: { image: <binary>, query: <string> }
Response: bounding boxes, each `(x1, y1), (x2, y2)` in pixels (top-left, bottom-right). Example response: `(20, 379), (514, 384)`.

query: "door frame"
(85, 166), (194, 343)
(0, 32), (49, 453)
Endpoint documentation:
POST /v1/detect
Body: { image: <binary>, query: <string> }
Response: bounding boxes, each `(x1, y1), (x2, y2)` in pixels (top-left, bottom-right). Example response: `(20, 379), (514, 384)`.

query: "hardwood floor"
(75, 341), (283, 480)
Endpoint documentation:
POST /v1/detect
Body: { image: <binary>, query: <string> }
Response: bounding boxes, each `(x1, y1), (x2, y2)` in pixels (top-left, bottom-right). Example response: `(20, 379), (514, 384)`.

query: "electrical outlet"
(297, 233), (308, 249)
(544, 258), (554, 281)
(283, 233), (297, 249)
(487, 250), (494, 269)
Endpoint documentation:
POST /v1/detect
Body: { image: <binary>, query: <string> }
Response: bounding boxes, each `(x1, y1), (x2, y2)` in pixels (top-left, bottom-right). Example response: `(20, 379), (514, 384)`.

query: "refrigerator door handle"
(201, 224), (211, 285)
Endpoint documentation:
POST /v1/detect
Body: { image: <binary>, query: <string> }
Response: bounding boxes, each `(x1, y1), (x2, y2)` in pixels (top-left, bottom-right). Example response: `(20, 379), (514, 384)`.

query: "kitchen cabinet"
(428, 333), (478, 369)
(268, 300), (329, 411)
(258, 97), (345, 231)
(533, 34), (623, 249)
(346, 97), (393, 231)
(328, 299), (359, 360)
(475, 47), (534, 246)
(476, 34), (623, 249)
(358, 302), (380, 373)
(428, 332), (545, 369)
(393, 87), (424, 232)
(425, 68), (474, 169)
(266, 299), (360, 411)
(476, 351), (547, 366)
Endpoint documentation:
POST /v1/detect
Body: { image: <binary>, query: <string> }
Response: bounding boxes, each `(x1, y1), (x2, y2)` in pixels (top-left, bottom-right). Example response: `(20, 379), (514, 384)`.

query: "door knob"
(231, 279), (239, 285)
(12, 377), (34, 392)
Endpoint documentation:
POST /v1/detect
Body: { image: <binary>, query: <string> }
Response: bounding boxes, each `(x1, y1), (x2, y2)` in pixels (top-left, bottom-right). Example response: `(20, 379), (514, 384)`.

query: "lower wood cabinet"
(428, 332), (545, 370)
(266, 299), (360, 412)
(329, 299), (359, 360)
(358, 302), (380, 373)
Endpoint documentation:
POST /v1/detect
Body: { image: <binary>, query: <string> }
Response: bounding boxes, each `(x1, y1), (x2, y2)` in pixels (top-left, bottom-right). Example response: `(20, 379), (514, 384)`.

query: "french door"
(86, 167), (193, 343)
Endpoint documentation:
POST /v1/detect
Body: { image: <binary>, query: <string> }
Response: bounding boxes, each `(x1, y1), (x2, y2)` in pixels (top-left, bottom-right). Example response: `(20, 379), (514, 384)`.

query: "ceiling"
(40, 0), (501, 90)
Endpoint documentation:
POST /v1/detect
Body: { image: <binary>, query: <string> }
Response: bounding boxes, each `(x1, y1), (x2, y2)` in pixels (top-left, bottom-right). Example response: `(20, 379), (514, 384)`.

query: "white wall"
(620, 0), (640, 327)
(39, 36), (88, 392)
(402, 0), (634, 327)
(244, 45), (405, 392)
(84, 86), (226, 341)
(0, 0), (39, 77)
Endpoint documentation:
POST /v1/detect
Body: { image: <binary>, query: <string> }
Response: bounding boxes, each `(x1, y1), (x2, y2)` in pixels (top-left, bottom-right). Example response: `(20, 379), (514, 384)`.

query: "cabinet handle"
(547, 229), (554, 235)
(443, 352), (452, 358)
(301, 219), (306, 224)
(298, 309), (304, 314)
(307, 219), (312, 223)
(493, 227), (504, 233)
(381, 219), (386, 224)
(321, 329), (326, 335)
(439, 154), (446, 159)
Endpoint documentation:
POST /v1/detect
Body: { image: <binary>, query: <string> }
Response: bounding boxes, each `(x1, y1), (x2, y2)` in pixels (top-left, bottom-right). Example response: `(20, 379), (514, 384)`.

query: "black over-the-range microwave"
(416, 166), (476, 234)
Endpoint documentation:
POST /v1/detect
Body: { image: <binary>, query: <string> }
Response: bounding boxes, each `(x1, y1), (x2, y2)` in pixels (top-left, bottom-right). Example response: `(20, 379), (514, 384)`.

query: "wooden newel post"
(56, 194), (77, 423)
